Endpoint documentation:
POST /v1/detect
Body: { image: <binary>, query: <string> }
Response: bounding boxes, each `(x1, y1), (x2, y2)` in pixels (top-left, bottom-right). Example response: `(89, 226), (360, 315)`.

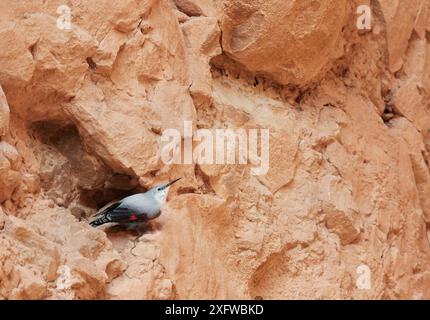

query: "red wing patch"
(129, 214), (138, 221)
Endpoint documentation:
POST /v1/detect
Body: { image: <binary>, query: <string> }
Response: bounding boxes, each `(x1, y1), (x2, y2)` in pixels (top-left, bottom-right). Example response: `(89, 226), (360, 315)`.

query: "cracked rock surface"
(1, 0), (430, 299)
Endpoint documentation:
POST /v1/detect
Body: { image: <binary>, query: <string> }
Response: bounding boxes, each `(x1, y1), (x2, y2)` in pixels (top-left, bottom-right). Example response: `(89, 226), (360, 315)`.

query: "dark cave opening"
(30, 121), (145, 218)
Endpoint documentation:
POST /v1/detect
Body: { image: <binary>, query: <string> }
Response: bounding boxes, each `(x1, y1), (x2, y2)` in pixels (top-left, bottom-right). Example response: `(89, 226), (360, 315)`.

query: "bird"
(89, 178), (181, 227)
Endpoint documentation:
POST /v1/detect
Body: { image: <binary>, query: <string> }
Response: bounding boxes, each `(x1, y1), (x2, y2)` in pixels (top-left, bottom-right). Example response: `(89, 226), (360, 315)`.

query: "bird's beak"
(162, 177), (181, 190)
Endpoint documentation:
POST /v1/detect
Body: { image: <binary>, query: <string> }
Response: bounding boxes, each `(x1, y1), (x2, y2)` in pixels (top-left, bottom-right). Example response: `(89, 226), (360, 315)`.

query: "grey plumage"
(90, 178), (181, 227)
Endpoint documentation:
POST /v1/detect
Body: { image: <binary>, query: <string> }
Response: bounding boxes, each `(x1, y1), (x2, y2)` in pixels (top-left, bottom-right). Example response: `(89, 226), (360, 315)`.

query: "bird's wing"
(104, 205), (138, 223)
(94, 200), (123, 217)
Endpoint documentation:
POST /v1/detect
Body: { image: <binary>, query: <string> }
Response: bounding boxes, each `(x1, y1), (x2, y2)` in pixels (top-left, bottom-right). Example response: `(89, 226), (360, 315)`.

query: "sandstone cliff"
(1, 0), (430, 299)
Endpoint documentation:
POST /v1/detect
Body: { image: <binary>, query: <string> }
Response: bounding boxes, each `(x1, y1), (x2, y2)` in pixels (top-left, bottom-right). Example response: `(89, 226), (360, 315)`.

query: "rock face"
(375, 0), (423, 72)
(1, 0), (430, 300)
(0, 86), (9, 137)
(220, 0), (348, 86)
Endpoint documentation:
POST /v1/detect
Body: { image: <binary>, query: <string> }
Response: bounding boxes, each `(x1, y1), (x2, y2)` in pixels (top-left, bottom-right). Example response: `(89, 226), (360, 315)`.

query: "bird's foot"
(126, 221), (147, 236)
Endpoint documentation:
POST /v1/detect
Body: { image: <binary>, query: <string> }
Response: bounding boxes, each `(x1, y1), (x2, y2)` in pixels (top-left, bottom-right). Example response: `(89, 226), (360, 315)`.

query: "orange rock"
(376, 0), (421, 72)
(391, 79), (430, 134)
(0, 0), (430, 300)
(0, 86), (10, 137)
(220, 0), (348, 86)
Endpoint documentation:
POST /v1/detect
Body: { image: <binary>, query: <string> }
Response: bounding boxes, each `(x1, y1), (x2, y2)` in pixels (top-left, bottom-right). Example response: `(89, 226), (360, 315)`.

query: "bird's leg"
(130, 222), (147, 255)
(135, 222), (148, 239)
(125, 221), (146, 236)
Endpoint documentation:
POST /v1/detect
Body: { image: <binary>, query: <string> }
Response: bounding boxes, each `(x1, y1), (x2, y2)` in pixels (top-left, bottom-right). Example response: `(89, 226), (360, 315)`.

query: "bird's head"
(152, 178), (181, 204)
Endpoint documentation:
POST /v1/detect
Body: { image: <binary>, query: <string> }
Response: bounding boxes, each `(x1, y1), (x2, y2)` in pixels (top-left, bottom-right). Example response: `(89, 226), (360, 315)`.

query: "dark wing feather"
(94, 200), (148, 224)
(94, 200), (122, 217)
(105, 206), (139, 223)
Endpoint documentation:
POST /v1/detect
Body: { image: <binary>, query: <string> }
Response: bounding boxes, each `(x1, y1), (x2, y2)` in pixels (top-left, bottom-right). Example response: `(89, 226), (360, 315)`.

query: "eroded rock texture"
(0, 0), (430, 299)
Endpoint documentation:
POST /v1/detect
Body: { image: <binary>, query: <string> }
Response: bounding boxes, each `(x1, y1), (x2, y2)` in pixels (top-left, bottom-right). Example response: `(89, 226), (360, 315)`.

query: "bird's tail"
(89, 214), (111, 227)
